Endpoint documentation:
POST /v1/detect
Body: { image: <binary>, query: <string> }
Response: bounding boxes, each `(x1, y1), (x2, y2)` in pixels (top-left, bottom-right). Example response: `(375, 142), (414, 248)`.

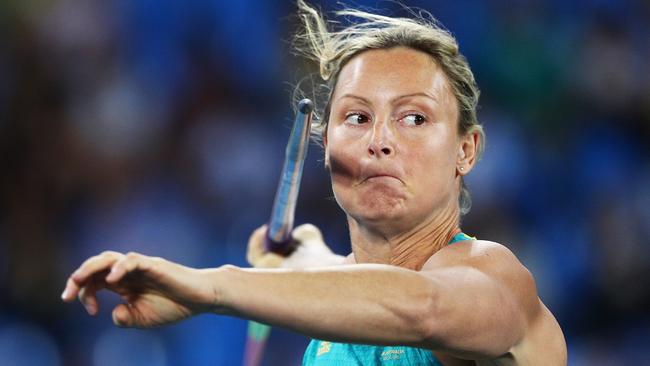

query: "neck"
(348, 203), (461, 270)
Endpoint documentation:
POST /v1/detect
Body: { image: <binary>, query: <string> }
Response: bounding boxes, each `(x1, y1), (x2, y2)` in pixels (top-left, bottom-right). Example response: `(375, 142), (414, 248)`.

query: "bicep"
(419, 244), (538, 358)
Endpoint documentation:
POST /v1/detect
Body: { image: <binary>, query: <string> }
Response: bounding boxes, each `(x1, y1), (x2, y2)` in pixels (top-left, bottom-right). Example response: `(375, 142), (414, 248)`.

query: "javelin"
(242, 99), (314, 366)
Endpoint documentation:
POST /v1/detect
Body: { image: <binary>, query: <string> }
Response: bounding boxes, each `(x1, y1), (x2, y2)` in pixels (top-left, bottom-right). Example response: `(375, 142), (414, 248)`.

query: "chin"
(347, 194), (409, 223)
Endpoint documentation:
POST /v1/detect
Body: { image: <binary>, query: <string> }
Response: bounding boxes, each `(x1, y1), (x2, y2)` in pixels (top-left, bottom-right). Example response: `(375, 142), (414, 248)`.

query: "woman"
(61, 1), (567, 364)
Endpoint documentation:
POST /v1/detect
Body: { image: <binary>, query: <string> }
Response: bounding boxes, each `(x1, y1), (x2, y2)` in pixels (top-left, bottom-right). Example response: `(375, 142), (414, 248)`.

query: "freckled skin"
(325, 47), (462, 235)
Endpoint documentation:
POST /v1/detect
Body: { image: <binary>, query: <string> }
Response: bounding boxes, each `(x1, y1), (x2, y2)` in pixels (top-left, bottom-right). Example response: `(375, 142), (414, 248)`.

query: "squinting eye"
(344, 113), (370, 125)
(402, 114), (426, 126)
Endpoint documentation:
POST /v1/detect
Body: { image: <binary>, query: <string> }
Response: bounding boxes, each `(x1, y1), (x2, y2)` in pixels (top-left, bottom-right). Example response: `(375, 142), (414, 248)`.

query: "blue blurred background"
(0, 0), (649, 365)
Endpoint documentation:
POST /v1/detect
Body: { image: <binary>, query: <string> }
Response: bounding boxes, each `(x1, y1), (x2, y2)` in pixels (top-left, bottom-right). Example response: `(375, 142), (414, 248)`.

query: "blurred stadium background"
(0, 0), (649, 364)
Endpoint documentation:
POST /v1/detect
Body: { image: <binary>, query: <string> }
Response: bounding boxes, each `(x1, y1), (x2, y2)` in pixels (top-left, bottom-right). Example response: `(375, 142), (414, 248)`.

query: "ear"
(457, 130), (479, 176)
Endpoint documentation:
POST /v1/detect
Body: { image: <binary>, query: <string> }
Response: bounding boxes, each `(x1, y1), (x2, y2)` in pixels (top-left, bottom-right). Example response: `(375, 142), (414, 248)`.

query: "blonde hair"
(293, 0), (485, 216)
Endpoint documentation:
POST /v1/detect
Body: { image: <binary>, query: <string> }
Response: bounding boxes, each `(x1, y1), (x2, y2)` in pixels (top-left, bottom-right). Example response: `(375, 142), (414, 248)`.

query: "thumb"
(112, 304), (135, 327)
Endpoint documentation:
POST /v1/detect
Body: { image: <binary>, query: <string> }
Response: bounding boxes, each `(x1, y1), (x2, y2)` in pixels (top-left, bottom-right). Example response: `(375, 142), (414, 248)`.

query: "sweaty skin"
(62, 47), (567, 365)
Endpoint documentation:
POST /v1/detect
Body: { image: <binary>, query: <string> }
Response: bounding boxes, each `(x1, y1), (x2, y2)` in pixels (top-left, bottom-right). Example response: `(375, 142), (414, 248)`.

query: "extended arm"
(62, 239), (538, 359)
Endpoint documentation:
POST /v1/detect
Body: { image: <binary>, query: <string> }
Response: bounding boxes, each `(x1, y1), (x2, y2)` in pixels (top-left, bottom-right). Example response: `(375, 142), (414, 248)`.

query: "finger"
(246, 225), (268, 266)
(292, 224), (326, 244)
(71, 251), (122, 286)
(78, 286), (97, 315)
(106, 252), (150, 284)
(61, 277), (81, 302)
(78, 273), (108, 315)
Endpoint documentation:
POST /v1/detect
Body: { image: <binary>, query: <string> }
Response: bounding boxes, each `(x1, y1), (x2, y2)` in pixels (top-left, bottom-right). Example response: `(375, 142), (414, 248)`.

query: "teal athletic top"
(302, 232), (473, 366)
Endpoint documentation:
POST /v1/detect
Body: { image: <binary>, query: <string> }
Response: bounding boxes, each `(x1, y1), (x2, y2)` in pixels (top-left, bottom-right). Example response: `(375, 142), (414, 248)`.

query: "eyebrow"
(338, 92), (438, 105)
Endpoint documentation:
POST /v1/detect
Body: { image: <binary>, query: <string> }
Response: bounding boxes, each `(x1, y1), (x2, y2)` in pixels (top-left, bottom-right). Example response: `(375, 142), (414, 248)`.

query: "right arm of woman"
(61, 241), (550, 360)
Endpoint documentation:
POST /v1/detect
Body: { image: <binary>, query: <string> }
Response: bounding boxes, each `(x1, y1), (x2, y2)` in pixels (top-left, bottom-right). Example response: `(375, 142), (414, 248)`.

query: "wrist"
(202, 264), (240, 315)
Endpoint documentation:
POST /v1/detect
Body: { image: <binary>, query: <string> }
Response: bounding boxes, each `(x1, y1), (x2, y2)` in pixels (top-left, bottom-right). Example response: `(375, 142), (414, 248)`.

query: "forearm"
(209, 264), (436, 346)
(282, 253), (348, 268)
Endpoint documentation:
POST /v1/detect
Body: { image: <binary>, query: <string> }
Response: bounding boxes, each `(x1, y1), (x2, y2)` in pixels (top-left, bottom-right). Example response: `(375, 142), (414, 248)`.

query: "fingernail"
(61, 289), (68, 300)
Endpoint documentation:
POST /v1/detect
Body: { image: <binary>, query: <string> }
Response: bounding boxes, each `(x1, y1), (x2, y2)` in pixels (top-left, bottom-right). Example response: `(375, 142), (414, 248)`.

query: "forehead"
(333, 47), (456, 108)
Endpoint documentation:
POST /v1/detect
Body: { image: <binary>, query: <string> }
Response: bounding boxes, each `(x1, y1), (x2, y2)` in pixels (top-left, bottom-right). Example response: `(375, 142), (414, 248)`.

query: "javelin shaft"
(265, 99), (313, 254)
(243, 99), (313, 366)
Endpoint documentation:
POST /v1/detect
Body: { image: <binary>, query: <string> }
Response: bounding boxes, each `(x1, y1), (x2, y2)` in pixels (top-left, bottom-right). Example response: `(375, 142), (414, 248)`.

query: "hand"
(247, 224), (344, 269)
(61, 251), (214, 328)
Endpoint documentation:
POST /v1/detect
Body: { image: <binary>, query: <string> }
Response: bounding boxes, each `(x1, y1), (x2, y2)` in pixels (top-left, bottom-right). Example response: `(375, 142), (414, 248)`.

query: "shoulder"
(425, 239), (540, 319)
(429, 239), (517, 262)
(426, 239), (532, 279)
(422, 239), (566, 360)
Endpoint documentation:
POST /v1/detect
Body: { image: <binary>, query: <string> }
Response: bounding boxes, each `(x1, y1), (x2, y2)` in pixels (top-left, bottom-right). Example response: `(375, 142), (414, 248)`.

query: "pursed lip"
(359, 166), (404, 185)
(364, 174), (400, 182)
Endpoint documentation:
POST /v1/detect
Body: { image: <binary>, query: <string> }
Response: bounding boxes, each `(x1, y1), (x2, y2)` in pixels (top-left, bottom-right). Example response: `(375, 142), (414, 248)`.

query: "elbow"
(406, 281), (446, 346)
(407, 281), (464, 351)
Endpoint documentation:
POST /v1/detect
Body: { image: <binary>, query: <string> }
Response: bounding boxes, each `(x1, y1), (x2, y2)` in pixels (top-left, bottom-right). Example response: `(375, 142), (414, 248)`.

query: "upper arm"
(418, 241), (540, 359)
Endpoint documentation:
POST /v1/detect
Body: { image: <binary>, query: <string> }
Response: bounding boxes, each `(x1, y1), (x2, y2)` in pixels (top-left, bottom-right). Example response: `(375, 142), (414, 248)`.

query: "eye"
(344, 113), (370, 125)
(401, 114), (427, 126)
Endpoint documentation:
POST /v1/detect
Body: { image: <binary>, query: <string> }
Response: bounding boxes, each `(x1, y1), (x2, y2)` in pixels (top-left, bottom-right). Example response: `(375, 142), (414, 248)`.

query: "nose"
(368, 143), (392, 156)
(367, 120), (394, 157)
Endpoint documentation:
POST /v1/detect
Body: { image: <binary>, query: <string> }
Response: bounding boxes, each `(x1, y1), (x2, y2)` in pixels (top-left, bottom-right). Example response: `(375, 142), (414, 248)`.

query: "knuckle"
(125, 252), (139, 259)
(150, 256), (163, 263)
(101, 250), (120, 258)
(147, 257), (163, 269)
(80, 256), (97, 268)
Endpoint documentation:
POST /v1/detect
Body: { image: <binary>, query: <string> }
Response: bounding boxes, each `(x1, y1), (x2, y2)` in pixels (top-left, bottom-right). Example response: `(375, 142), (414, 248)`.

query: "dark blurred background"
(0, 0), (649, 365)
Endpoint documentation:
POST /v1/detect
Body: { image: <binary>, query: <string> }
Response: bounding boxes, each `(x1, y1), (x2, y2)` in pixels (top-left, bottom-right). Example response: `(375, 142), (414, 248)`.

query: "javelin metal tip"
(298, 99), (314, 114)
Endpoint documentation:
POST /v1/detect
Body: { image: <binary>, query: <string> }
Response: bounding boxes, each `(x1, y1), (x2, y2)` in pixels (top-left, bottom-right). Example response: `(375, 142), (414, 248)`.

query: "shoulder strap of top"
(448, 232), (475, 245)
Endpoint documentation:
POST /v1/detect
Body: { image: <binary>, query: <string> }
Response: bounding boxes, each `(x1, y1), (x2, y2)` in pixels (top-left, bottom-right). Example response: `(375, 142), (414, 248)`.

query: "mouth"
(355, 164), (405, 186)
(365, 174), (398, 180)
(361, 174), (403, 185)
